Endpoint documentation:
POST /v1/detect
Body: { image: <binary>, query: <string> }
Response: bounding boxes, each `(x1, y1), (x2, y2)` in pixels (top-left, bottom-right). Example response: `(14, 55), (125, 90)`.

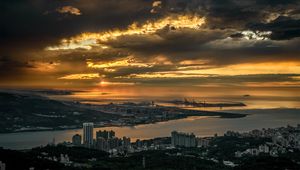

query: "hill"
(0, 92), (119, 133)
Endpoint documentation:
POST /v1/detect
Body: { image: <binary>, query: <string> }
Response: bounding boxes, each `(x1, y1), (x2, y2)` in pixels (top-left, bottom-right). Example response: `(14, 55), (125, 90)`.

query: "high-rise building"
(171, 131), (196, 147)
(122, 136), (131, 148)
(96, 130), (115, 140)
(72, 134), (82, 146)
(108, 137), (122, 149)
(0, 161), (5, 170)
(83, 122), (94, 147)
(135, 139), (143, 148)
(197, 138), (210, 148)
(95, 137), (109, 151)
(109, 130), (115, 139)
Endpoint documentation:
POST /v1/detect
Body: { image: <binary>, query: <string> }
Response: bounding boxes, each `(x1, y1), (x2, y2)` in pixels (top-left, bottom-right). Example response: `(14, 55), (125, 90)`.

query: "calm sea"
(1, 89), (300, 150)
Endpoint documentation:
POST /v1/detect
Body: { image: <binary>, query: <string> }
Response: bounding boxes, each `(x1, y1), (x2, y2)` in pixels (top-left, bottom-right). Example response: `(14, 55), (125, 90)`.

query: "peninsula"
(0, 91), (246, 133)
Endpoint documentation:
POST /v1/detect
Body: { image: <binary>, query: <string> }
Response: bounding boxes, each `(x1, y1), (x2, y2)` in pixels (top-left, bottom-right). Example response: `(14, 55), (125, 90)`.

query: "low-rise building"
(72, 134), (82, 146)
(0, 161), (5, 170)
(259, 145), (269, 153)
(235, 151), (242, 158)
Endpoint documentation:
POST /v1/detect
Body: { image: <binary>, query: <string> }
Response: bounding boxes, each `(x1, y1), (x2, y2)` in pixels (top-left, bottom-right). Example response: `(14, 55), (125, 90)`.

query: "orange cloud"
(59, 73), (100, 80)
(46, 14), (205, 50)
(56, 6), (82, 16)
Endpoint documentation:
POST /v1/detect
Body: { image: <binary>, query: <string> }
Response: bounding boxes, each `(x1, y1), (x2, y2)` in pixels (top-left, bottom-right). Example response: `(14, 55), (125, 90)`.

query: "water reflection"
(1, 87), (300, 149)
(1, 109), (299, 150)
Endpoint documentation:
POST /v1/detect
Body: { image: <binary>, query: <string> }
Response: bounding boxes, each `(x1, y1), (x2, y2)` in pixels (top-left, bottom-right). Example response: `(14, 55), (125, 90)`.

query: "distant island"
(0, 91), (246, 133)
(167, 98), (247, 108)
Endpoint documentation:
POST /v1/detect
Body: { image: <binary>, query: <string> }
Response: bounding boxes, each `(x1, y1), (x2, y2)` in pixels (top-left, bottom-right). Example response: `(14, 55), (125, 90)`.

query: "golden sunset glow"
(99, 81), (136, 86)
(86, 57), (151, 69)
(46, 14), (205, 51)
(178, 62), (300, 76)
(111, 62), (300, 79)
(59, 73), (100, 80)
(1, 0), (300, 92)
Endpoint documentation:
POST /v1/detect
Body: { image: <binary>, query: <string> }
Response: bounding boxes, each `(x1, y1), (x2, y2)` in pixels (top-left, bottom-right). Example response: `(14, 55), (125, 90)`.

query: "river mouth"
(1, 108), (300, 150)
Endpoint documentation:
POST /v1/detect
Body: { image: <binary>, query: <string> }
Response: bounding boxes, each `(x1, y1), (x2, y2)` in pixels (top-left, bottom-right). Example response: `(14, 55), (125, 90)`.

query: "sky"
(1, 0), (300, 92)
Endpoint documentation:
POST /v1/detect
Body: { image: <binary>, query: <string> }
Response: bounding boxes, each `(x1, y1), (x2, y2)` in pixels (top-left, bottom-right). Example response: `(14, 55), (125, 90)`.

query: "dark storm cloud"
(101, 27), (300, 66)
(0, 55), (35, 81)
(92, 0), (300, 67)
(117, 74), (300, 86)
(52, 49), (130, 63)
(103, 28), (226, 55)
(105, 65), (178, 78)
(197, 0), (298, 28)
(159, 0), (300, 39)
(1, 0), (300, 54)
(248, 16), (300, 40)
(201, 0), (264, 29)
(1, 0), (300, 87)
(230, 33), (244, 39)
(255, 0), (299, 5)
(0, 0), (155, 54)
(0, 56), (34, 70)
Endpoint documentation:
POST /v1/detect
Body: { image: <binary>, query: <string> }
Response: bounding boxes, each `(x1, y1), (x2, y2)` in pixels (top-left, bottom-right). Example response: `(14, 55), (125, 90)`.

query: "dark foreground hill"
(1, 145), (300, 170)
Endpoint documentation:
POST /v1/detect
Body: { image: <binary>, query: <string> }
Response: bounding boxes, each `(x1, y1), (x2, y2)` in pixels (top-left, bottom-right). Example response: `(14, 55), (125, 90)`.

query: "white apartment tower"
(83, 122), (94, 147)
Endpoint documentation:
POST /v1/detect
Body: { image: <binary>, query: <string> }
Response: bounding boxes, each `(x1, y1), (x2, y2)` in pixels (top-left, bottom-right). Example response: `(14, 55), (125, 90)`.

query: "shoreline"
(0, 111), (247, 134)
(1, 108), (300, 150)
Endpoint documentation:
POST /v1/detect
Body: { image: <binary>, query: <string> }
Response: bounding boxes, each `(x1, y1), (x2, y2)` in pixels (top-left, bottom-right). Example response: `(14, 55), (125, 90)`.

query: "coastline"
(1, 108), (300, 150)
(0, 110), (247, 134)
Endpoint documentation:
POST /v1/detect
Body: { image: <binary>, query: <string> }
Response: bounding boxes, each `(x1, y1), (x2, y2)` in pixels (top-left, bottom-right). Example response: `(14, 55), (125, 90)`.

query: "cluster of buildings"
(71, 123), (132, 153)
(87, 103), (190, 127)
(234, 141), (294, 158)
(38, 153), (72, 166)
(171, 131), (210, 148)
(59, 154), (71, 165)
(171, 131), (196, 147)
(235, 144), (270, 157)
(70, 123), (212, 156)
(225, 124), (300, 139)
(66, 123), (300, 161)
(226, 124), (300, 158)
